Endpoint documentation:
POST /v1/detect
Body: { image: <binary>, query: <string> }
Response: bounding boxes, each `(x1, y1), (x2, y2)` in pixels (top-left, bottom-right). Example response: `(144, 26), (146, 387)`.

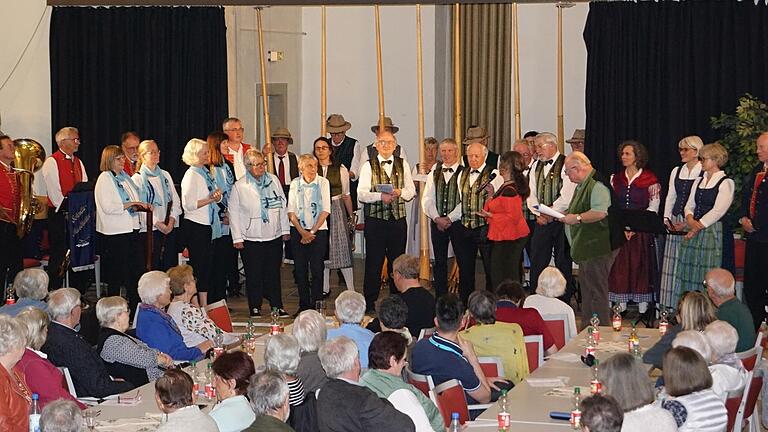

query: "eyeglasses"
(315, 146), (330, 151)
(330, 132), (345, 136)
(698, 156), (710, 161)
(147, 150), (160, 155)
(251, 162), (266, 168)
(376, 140), (396, 146)
(224, 127), (244, 132)
(62, 137), (80, 143)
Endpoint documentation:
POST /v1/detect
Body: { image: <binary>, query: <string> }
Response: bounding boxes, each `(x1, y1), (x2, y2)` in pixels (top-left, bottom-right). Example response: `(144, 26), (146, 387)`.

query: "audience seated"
(673, 329), (746, 400)
(360, 331), (443, 432)
(39, 400), (83, 432)
(96, 296), (173, 386)
(265, 333), (306, 407)
(523, 266), (577, 340)
(135, 271), (207, 361)
(661, 346), (727, 432)
(598, 353), (677, 432)
(580, 394), (624, 432)
(291, 310), (328, 393)
(705, 268), (757, 352)
(166, 264), (239, 348)
(243, 370), (295, 432)
(326, 291), (375, 369)
(643, 291), (715, 369)
(316, 336), (415, 432)
(462, 290), (529, 384)
(0, 269), (48, 317)
(41, 288), (134, 398)
(371, 296), (413, 345)
(209, 351), (256, 432)
(704, 320), (749, 397)
(15, 307), (85, 410)
(391, 254), (436, 338)
(155, 369), (219, 432)
(0, 314), (32, 431)
(493, 280), (558, 356)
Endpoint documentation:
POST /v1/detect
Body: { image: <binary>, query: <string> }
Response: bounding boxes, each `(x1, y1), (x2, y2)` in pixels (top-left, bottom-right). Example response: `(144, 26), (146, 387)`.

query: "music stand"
(617, 209), (687, 236)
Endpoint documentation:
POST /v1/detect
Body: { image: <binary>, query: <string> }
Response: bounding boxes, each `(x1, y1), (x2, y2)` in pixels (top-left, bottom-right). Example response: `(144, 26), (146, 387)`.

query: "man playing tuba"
(0, 134), (22, 294)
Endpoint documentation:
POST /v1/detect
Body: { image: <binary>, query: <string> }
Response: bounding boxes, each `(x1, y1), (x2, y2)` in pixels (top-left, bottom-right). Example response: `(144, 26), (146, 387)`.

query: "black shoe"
(276, 308), (290, 318)
(322, 291), (331, 299)
(250, 309), (262, 318)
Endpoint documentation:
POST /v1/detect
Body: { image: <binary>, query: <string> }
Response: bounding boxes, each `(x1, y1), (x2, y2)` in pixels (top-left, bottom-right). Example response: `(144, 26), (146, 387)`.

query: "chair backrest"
(541, 313), (569, 349)
(58, 367), (77, 398)
(205, 299), (233, 332)
(477, 356), (505, 378)
(742, 375), (763, 419)
(736, 332), (763, 372)
(131, 303), (142, 329)
(726, 394), (742, 432)
(524, 334), (544, 373)
(405, 367), (435, 397)
(418, 327), (435, 341)
(431, 379), (469, 427)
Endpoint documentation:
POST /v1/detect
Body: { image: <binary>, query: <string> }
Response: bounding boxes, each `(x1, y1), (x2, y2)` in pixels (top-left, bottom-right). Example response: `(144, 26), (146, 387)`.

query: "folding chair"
(736, 332), (764, 372)
(430, 379), (470, 427)
(524, 334), (544, 373)
(405, 367), (435, 397)
(477, 356), (505, 379)
(541, 313), (570, 349)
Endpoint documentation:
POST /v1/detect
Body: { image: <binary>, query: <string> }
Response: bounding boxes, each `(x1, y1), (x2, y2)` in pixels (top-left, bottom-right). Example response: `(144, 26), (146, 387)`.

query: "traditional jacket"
(432, 161), (463, 217)
(740, 163), (768, 242)
(47, 150), (84, 208)
(567, 169), (613, 263)
(611, 169), (660, 210)
(0, 161), (18, 223)
(365, 157), (407, 220)
(459, 164), (495, 229)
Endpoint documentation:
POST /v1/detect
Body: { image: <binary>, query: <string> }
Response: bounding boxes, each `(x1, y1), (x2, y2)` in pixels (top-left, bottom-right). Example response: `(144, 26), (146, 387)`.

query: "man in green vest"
(357, 131), (416, 313)
(560, 152), (616, 325)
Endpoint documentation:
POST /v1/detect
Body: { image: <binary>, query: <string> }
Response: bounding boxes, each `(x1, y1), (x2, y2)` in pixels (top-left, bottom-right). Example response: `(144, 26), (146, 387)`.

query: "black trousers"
(150, 229), (179, 272)
(491, 237), (527, 289)
(182, 219), (214, 294)
(529, 221), (576, 304)
(100, 231), (144, 312)
(209, 234), (238, 305)
(743, 239), (768, 330)
(0, 221), (22, 295)
(431, 220), (459, 299)
(453, 224), (493, 305)
(363, 217), (407, 311)
(241, 237), (284, 314)
(291, 228), (328, 311)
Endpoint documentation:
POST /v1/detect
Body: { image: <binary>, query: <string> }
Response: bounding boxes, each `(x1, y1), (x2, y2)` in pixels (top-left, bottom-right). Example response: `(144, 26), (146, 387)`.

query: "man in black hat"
(350, 117), (410, 185)
(327, 114), (360, 210)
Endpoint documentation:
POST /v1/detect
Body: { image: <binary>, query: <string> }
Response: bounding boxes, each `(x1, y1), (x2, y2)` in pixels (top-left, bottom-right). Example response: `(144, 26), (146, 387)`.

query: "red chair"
(524, 334), (544, 373)
(430, 379), (469, 427)
(477, 356), (505, 379)
(418, 327), (435, 341)
(736, 332), (764, 372)
(734, 239), (746, 282)
(541, 313), (569, 349)
(726, 394), (741, 432)
(405, 367), (434, 397)
(741, 375), (763, 432)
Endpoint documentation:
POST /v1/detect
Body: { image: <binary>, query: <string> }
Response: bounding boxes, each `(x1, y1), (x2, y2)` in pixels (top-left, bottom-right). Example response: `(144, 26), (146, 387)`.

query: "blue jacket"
(135, 304), (204, 361)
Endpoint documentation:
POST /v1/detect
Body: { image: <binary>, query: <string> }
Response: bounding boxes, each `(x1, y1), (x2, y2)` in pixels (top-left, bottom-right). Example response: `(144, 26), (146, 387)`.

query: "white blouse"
(683, 170), (735, 228)
(131, 169), (182, 231)
(663, 162), (702, 220)
(181, 167), (217, 226)
(228, 173), (289, 243)
(287, 175), (332, 231)
(94, 171), (143, 235)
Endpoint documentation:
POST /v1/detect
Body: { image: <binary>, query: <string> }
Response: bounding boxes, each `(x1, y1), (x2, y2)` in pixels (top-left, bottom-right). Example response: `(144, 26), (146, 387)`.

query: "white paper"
(526, 376), (570, 387)
(535, 204), (566, 219)
(375, 183), (394, 193)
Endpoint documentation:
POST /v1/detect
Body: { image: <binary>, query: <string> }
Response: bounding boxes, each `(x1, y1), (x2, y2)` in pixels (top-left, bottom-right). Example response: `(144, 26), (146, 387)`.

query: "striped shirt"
(287, 377), (306, 406)
(661, 389), (727, 432)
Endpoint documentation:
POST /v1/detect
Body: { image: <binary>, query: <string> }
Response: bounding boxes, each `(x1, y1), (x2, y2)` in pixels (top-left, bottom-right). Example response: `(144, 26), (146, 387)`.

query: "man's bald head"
(466, 142), (488, 169)
(705, 268), (736, 301)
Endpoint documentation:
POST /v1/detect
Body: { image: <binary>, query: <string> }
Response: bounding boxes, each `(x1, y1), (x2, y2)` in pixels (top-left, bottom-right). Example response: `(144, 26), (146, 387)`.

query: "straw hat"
(370, 116), (399, 134)
(271, 127), (293, 144)
(326, 114), (352, 134)
(463, 126), (489, 145)
(566, 129), (585, 143)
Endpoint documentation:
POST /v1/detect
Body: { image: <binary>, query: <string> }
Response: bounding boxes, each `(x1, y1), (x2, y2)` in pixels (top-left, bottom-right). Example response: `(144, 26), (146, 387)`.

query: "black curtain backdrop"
(50, 6), (228, 180)
(584, 0), (768, 190)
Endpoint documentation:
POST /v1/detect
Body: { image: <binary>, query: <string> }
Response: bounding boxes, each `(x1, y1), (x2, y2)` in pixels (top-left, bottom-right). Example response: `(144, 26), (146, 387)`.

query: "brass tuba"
(13, 139), (46, 238)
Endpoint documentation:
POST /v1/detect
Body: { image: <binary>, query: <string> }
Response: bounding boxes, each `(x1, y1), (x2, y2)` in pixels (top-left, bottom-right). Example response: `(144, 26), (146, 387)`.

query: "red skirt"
(608, 232), (657, 303)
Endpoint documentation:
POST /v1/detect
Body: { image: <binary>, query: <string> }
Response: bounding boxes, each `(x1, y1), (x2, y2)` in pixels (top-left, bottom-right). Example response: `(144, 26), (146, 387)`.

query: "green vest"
(534, 154), (566, 206)
(433, 162), (463, 217)
(320, 163), (342, 197)
(460, 165), (493, 229)
(359, 369), (445, 432)
(566, 169), (612, 263)
(364, 157), (406, 220)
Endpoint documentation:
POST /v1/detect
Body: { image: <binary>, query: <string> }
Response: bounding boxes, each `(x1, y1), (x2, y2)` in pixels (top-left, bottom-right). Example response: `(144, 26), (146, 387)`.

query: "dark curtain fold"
(584, 0), (768, 183)
(50, 6), (228, 180)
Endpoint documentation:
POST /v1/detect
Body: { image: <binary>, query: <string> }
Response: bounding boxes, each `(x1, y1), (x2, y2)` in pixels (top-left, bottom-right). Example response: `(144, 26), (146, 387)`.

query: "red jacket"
(16, 348), (86, 410)
(0, 363), (31, 432)
(495, 301), (556, 350)
(483, 184), (530, 241)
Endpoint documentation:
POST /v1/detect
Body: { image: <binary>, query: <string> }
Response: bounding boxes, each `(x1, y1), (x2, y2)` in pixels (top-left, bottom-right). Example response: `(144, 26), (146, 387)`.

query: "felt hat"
(566, 129), (586, 143)
(271, 127), (293, 144)
(326, 114), (352, 133)
(463, 126), (489, 145)
(370, 116), (399, 134)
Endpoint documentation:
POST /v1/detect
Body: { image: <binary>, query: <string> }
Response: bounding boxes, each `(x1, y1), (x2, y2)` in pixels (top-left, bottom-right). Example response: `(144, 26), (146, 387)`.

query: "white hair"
(704, 320), (739, 361)
(0, 314), (26, 357)
(334, 291), (366, 324)
(137, 271), (170, 304)
(535, 132), (559, 148)
(54, 127), (78, 145)
(16, 306), (50, 350)
(40, 399), (83, 432)
(264, 333), (301, 375)
(536, 266), (567, 298)
(672, 330), (713, 364)
(318, 336), (358, 378)
(13, 268), (49, 300)
(292, 310), (327, 353)
(47, 288), (81, 321)
(96, 296), (128, 327)
(181, 138), (206, 166)
(248, 370), (289, 416)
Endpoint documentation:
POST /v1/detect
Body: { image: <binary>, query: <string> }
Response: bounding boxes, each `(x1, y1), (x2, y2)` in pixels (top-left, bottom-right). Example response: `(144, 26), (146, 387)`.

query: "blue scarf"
(192, 166), (223, 240)
(110, 170), (144, 214)
(139, 164), (172, 209)
(297, 178), (321, 229)
(246, 171), (284, 223)
(210, 164), (235, 207)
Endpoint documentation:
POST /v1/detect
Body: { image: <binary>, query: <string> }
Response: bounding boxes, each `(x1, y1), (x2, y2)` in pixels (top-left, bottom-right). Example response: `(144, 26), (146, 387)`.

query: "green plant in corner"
(710, 93), (768, 221)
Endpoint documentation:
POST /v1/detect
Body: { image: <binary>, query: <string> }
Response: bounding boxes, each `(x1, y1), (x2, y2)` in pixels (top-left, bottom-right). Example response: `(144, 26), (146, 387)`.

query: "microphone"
(476, 172), (497, 193)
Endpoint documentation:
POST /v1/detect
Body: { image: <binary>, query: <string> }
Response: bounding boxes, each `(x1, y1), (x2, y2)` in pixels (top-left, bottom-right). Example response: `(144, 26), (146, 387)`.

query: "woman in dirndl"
(313, 137), (355, 294)
(658, 136), (703, 311)
(608, 141), (661, 316)
(675, 143), (734, 295)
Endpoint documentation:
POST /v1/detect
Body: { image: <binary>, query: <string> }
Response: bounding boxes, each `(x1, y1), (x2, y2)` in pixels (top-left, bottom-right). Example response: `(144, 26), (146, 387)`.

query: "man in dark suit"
(316, 336), (414, 432)
(461, 126), (499, 168)
(41, 288), (135, 398)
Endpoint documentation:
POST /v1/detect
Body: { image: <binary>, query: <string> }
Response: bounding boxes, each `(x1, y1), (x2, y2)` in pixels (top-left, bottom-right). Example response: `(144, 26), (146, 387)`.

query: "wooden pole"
(513, 3), (522, 142)
(375, 5), (386, 133)
(321, 6), (327, 136)
(556, 4), (565, 153)
(453, 3), (462, 154)
(257, 7), (274, 174)
(416, 5), (430, 282)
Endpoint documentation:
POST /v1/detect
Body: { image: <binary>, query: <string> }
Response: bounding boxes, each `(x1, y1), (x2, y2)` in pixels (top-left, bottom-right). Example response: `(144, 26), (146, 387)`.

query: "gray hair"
(439, 138), (459, 150)
(319, 336), (358, 378)
(40, 399), (83, 432)
(392, 254), (420, 280)
(468, 290), (497, 325)
(96, 296), (128, 327)
(536, 266), (567, 298)
(672, 330), (713, 364)
(264, 333), (301, 375)
(0, 314), (26, 357)
(565, 151), (592, 167)
(535, 132), (559, 148)
(13, 268), (49, 300)
(292, 310), (327, 353)
(248, 369), (289, 416)
(137, 271), (171, 304)
(181, 138), (206, 166)
(598, 352), (655, 412)
(297, 153), (318, 171)
(334, 291), (366, 324)
(47, 288), (81, 321)
(54, 127), (79, 145)
(704, 320), (739, 361)
(16, 306), (50, 350)
(243, 148), (265, 168)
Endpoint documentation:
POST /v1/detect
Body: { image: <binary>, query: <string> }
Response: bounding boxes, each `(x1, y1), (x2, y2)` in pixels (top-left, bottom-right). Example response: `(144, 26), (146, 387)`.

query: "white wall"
(0, 0), (52, 153)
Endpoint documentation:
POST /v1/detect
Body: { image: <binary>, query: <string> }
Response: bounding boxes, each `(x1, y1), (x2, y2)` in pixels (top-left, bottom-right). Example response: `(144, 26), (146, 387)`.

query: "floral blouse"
(166, 301), (219, 348)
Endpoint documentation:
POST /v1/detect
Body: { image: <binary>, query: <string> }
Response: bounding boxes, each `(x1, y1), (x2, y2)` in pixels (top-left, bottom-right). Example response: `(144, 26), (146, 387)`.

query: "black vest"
(366, 143), (402, 161)
(320, 163), (343, 197)
(97, 327), (150, 387)
(693, 175), (729, 220)
(671, 165), (701, 217)
(331, 136), (357, 170)
(272, 152), (299, 195)
(432, 162), (463, 217)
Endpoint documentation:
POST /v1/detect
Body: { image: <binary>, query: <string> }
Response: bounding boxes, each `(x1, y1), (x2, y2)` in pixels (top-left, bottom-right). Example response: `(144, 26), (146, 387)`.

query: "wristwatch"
(576, 214), (583, 224)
